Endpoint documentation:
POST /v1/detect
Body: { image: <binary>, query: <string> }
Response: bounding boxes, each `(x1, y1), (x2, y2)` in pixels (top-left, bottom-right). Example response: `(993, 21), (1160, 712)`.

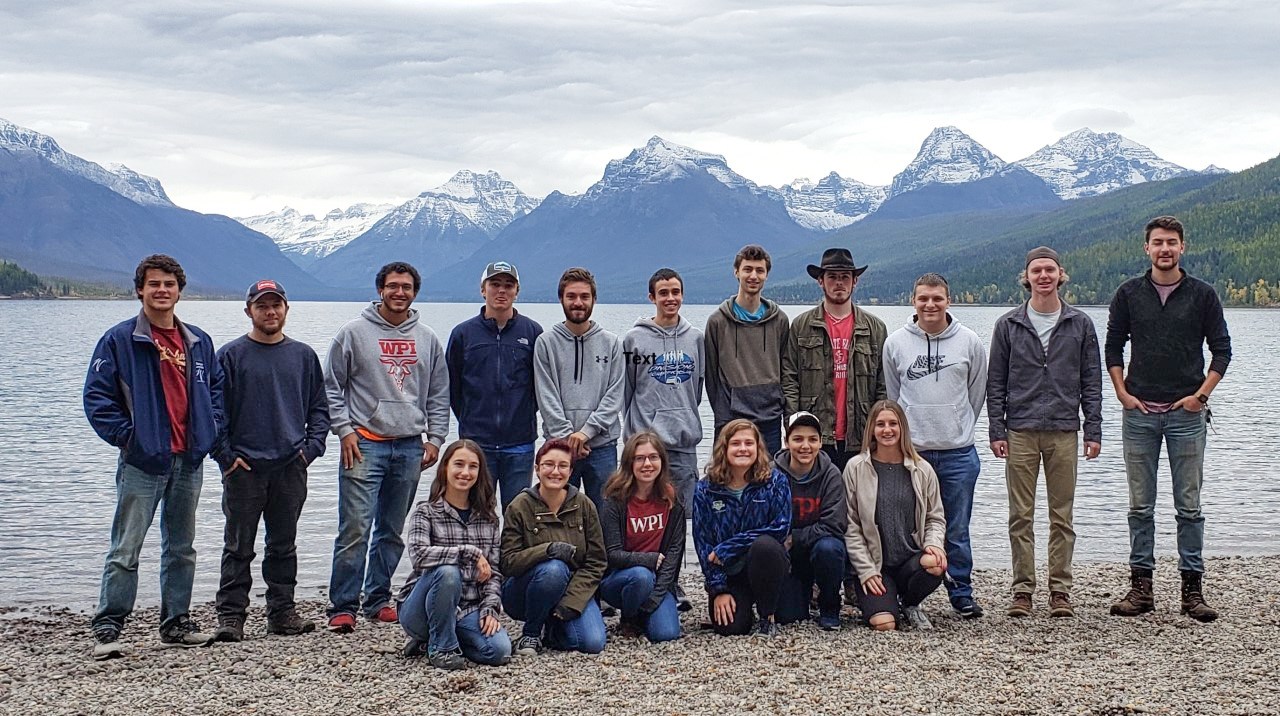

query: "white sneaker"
(903, 605), (933, 631)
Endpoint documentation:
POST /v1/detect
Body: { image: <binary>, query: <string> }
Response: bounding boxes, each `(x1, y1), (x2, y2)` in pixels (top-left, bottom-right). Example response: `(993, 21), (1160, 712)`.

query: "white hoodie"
(882, 315), (987, 451)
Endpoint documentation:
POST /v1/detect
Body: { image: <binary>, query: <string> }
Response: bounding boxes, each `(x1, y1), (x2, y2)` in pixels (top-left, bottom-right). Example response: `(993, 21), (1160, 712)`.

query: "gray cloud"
(2, 0), (1278, 214)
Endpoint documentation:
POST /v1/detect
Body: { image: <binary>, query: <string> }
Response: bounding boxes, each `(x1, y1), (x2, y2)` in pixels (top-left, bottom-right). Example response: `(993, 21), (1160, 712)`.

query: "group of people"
(82, 214), (1232, 666)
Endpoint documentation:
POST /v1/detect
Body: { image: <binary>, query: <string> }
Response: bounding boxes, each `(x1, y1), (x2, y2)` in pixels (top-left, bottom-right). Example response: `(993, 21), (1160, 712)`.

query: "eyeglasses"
(632, 454), (662, 465)
(537, 461), (572, 474)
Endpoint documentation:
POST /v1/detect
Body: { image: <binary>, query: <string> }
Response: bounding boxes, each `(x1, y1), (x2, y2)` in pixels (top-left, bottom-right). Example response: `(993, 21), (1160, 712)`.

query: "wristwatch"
(1196, 393), (1209, 405)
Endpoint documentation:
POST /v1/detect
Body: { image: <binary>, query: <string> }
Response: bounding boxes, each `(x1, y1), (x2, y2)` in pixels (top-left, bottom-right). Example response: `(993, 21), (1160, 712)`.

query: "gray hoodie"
(621, 316), (705, 452)
(882, 314), (987, 451)
(534, 321), (624, 448)
(324, 303), (450, 444)
(704, 297), (789, 431)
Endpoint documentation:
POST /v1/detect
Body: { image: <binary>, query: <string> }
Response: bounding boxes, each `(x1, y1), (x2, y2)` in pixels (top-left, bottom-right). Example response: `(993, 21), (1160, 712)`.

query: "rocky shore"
(2, 556), (1277, 716)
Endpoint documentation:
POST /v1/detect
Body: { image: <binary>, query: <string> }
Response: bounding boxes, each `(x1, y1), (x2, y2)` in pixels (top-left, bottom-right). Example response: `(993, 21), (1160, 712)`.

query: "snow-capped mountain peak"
(779, 171), (887, 231)
(1012, 128), (1190, 199)
(589, 136), (761, 197)
(237, 202), (397, 267)
(382, 170), (541, 236)
(888, 126), (1007, 197)
(1, 118), (174, 207)
(1200, 164), (1230, 175)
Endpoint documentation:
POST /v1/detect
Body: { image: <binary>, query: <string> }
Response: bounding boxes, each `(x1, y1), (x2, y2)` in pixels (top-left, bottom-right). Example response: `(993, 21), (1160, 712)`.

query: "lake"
(1, 300), (1276, 609)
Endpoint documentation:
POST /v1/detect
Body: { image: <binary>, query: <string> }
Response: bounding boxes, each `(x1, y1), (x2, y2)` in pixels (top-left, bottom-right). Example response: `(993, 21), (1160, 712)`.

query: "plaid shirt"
(397, 498), (503, 620)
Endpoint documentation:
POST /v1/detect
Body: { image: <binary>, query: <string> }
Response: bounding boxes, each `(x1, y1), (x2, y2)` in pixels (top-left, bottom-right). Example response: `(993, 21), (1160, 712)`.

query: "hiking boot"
(902, 605), (933, 631)
(267, 610), (316, 636)
(327, 613), (357, 633)
(1180, 570), (1219, 623)
(1049, 591), (1075, 618)
(754, 619), (778, 638)
(816, 611), (841, 631)
(1006, 592), (1033, 618)
(951, 596), (984, 619)
(369, 605), (398, 624)
(402, 636), (429, 658)
(159, 617), (213, 648)
(429, 648), (468, 671)
(1110, 567), (1155, 616)
(92, 630), (126, 661)
(514, 635), (543, 657)
(213, 615), (245, 643)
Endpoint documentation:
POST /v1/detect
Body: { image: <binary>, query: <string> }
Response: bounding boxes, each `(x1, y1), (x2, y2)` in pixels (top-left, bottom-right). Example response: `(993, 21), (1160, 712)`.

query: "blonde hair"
(859, 400), (923, 464)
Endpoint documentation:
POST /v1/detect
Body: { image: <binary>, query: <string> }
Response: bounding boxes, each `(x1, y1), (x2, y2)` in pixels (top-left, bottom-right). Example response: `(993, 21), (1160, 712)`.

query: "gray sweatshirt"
(324, 303), (451, 445)
(534, 321), (624, 448)
(882, 315), (987, 451)
(622, 316), (705, 453)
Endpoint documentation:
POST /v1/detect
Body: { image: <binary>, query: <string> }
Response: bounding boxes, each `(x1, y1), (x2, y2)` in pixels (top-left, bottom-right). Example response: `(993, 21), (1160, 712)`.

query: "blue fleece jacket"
(446, 307), (543, 449)
(692, 471), (791, 597)
(83, 311), (224, 475)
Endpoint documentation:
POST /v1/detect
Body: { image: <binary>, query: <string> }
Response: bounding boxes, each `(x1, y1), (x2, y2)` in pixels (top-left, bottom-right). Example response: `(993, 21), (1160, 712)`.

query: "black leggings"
(709, 535), (789, 636)
(853, 552), (943, 623)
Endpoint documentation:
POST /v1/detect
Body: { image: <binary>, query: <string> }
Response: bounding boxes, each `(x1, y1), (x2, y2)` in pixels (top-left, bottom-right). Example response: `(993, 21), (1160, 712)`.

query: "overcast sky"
(2, 0), (1278, 216)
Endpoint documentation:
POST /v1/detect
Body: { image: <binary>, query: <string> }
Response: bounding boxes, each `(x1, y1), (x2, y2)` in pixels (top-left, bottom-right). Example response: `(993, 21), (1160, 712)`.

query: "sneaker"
(816, 612), (841, 631)
(92, 630), (126, 661)
(401, 636), (429, 658)
(369, 605), (398, 624)
(267, 610), (316, 636)
(674, 584), (693, 613)
(159, 617), (213, 648)
(903, 605), (933, 630)
(327, 613), (357, 633)
(429, 648), (468, 671)
(951, 596), (985, 619)
(213, 615), (245, 643)
(1007, 592), (1033, 618)
(514, 634), (543, 657)
(1049, 591), (1075, 618)
(754, 619), (778, 638)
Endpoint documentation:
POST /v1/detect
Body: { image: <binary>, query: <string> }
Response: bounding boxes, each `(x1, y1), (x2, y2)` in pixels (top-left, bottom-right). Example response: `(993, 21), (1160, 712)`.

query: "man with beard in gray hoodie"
(623, 268), (705, 513)
(534, 267), (625, 512)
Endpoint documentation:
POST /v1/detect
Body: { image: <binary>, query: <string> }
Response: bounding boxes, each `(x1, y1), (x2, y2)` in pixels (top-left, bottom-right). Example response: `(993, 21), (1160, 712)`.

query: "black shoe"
(429, 648), (468, 671)
(159, 617), (214, 648)
(213, 615), (245, 643)
(754, 619), (778, 638)
(267, 610), (316, 636)
(402, 636), (429, 658)
(674, 584), (693, 613)
(951, 596), (985, 619)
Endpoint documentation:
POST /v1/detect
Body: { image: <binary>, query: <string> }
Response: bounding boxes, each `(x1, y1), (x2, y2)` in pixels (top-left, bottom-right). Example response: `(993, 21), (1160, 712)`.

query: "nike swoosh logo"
(906, 362), (956, 380)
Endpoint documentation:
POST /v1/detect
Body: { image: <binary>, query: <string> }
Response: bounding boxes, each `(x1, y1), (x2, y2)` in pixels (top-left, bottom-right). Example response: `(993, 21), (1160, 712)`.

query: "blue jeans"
(93, 455), (203, 635)
(501, 560), (606, 654)
(329, 435), (422, 618)
(483, 446), (535, 512)
(598, 566), (681, 642)
(757, 419), (782, 461)
(920, 445), (980, 601)
(399, 566), (512, 665)
(571, 441), (617, 514)
(1122, 408), (1207, 572)
(776, 535), (846, 624)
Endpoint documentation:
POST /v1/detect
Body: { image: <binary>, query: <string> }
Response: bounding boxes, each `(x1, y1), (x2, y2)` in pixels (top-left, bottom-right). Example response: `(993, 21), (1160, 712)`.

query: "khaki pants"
(1006, 430), (1078, 594)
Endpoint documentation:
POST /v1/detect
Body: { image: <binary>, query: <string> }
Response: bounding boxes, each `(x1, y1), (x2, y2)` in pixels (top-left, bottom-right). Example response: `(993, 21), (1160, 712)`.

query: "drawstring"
(573, 335), (582, 383)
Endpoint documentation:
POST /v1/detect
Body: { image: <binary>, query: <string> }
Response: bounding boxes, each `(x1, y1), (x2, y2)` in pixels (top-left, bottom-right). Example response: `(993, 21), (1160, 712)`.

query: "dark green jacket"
(500, 485), (606, 619)
(781, 304), (888, 450)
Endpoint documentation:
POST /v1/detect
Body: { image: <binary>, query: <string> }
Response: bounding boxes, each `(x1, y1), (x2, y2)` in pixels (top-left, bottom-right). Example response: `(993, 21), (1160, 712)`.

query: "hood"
(550, 320), (603, 341)
(903, 313), (963, 340)
(361, 302), (420, 332)
(522, 483), (584, 510)
(774, 448), (835, 484)
(632, 315), (693, 336)
(715, 297), (784, 325)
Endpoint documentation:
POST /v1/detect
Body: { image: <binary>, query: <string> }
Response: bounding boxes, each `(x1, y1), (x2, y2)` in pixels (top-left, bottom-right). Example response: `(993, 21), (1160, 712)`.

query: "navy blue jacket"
(83, 312), (225, 474)
(446, 308), (543, 448)
(692, 471), (791, 597)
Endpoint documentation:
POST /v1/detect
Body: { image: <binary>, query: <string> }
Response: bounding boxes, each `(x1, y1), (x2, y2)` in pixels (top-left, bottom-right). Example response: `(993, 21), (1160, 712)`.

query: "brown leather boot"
(1180, 570), (1219, 623)
(1006, 592), (1033, 617)
(1049, 591), (1074, 618)
(1110, 567), (1155, 616)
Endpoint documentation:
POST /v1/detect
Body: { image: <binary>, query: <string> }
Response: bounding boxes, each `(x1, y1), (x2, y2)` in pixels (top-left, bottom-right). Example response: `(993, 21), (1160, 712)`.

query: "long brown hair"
(603, 432), (676, 507)
(428, 439), (497, 522)
(859, 400), (923, 464)
(706, 419), (772, 486)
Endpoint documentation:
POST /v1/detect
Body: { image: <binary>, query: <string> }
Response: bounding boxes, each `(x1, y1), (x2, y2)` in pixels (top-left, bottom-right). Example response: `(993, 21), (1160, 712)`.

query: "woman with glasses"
(599, 432), (685, 642)
(844, 400), (948, 631)
(500, 439), (607, 656)
(692, 419), (792, 637)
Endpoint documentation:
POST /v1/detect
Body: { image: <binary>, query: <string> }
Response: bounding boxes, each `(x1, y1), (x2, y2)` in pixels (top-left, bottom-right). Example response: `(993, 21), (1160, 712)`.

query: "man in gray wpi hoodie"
(535, 268), (625, 512)
(623, 268), (705, 513)
(883, 272), (987, 619)
(324, 262), (450, 632)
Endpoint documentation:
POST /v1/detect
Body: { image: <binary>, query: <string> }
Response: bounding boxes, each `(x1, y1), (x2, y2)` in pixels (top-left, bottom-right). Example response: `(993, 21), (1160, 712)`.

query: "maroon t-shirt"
(151, 325), (189, 454)
(624, 495), (670, 554)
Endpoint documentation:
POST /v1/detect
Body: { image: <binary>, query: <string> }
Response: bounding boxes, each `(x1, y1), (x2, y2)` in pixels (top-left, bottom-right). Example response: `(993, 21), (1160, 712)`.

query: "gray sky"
(3, 0), (1277, 216)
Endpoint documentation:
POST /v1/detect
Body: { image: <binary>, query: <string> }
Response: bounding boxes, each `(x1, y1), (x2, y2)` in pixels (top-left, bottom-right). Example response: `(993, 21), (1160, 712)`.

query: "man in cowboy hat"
(781, 248), (887, 470)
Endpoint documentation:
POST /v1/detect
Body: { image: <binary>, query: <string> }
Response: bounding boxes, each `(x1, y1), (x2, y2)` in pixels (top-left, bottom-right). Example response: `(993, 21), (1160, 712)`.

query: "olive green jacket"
(500, 485), (606, 619)
(781, 304), (888, 451)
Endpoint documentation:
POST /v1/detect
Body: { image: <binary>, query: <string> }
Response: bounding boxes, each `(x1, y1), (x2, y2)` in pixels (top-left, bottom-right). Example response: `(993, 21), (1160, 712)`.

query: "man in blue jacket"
(83, 254), (224, 660)
(447, 261), (543, 510)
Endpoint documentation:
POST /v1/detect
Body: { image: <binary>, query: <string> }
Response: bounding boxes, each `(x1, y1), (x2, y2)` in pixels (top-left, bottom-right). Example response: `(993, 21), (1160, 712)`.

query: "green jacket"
(500, 485), (606, 619)
(781, 304), (888, 451)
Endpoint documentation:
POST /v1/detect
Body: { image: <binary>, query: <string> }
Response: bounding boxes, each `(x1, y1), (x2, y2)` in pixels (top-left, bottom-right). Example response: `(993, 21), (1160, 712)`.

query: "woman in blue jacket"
(693, 419), (792, 637)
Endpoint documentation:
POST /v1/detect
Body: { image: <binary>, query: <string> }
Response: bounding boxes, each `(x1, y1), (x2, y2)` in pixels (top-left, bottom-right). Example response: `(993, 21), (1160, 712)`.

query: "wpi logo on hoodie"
(648, 350), (694, 385)
(378, 339), (417, 391)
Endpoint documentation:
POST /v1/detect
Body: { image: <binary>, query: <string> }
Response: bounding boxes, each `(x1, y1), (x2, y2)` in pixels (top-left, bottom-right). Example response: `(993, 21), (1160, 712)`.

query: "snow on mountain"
(1200, 164), (1231, 175)
(585, 136), (775, 200)
(779, 172), (887, 230)
(0, 118), (174, 207)
(373, 169), (540, 237)
(1012, 128), (1192, 200)
(237, 203), (396, 266)
(888, 126), (1007, 198)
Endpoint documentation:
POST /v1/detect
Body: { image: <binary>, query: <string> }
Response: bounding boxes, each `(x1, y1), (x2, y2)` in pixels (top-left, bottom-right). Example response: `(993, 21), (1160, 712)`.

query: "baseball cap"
(246, 279), (287, 304)
(785, 411), (822, 437)
(481, 261), (519, 283)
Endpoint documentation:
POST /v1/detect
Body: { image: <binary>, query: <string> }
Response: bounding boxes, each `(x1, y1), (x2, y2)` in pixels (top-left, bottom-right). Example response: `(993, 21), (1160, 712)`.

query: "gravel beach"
(2, 556), (1277, 716)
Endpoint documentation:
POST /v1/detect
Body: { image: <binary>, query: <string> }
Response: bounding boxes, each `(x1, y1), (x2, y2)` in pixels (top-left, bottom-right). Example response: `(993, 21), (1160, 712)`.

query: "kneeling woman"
(600, 432), (685, 643)
(501, 439), (607, 656)
(693, 419), (792, 637)
(399, 440), (511, 669)
(844, 400), (948, 631)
